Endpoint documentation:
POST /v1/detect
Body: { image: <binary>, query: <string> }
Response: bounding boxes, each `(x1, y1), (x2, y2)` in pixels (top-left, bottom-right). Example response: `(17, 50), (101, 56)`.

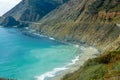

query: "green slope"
(62, 50), (120, 80)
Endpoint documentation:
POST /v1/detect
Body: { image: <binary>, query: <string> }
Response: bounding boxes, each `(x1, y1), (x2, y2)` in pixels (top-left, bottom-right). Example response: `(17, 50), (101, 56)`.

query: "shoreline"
(21, 27), (100, 80)
(21, 27), (89, 46)
(34, 46), (99, 80)
(52, 46), (99, 80)
(0, 27), (100, 80)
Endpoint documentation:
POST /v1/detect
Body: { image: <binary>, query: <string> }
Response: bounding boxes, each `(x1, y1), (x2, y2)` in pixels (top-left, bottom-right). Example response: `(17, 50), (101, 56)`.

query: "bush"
(88, 0), (120, 14)
(88, 0), (104, 14)
(28, 0), (59, 15)
(115, 0), (120, 2)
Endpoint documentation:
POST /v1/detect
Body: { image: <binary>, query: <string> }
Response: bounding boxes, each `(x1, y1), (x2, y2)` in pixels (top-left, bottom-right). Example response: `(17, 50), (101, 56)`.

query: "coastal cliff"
(1, 0), (120, 80)
(3, 0), (69, 22)
(29, 0), (120, 51)
(28, 0), (120, 79)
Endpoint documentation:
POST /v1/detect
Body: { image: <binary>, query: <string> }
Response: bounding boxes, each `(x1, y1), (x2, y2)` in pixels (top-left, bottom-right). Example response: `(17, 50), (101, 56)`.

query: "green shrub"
(29, 0), (59, 15)
(88, 0), (120, 14)
(88, 0), (104, 14)
(114, 62), (120, 71)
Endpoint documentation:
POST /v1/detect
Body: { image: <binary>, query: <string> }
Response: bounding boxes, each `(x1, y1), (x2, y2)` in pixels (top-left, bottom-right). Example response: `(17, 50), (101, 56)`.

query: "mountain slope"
(3, 0), (28, 20)
(28, 0), (120, 79)
(30, 0), (120, 51)
(3, 0), (69, 22)
(62, 50), (120, 80)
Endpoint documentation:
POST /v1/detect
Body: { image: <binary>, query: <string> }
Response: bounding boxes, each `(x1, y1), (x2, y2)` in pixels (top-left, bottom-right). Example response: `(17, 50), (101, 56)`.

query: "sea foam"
(35, 46), (99, 80)
(35, 67), (68, 80)
(31, 30), (55, 41)
(49, 37), (55, 40)
(35, 55), (80, 80)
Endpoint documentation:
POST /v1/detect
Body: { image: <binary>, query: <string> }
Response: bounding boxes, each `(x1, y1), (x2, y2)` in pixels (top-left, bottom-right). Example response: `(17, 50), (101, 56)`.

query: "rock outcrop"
(1, 16), (19, 27)
(0, 17), (3, 24)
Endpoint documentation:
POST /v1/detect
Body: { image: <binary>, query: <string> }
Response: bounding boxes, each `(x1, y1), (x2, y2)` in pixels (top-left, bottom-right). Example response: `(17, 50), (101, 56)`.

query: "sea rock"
(1, 16), (19, 27)
(0, 17), (4, 24)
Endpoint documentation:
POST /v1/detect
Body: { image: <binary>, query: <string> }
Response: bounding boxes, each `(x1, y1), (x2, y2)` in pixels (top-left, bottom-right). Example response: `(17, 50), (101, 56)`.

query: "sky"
(0, 0), (21, 16)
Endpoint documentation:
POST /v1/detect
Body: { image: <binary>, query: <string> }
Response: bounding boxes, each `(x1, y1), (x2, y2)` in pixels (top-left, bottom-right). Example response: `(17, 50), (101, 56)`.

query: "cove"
(0, 27), (79, 80)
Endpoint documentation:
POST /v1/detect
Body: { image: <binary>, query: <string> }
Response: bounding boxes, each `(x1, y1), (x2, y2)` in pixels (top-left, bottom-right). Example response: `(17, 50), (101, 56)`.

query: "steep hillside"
(62, 50), (120, 80)
(29, 0), (120, 51)
(3, 0), (28, 20)
(3, 0), (69, 22)
(28, 0), (120, 79)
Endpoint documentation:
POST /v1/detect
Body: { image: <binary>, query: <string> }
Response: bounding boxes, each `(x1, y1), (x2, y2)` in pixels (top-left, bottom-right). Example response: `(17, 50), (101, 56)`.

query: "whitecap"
(67, 56), (79, 66)
(75, 45), (79, 48)
(35, 67), (68, 80)
(49, 37), (55, 40)
(35, 55), (80, 80)
(35, 46), (99, 80)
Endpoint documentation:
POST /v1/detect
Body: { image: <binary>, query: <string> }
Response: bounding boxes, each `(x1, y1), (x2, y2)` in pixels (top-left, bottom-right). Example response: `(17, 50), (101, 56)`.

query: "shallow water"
(0, 27), (79, 80)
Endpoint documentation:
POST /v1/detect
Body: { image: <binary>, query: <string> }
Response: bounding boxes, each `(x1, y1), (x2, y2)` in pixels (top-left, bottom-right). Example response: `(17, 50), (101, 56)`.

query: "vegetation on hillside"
(28, 0), (59, 16)
(20, 0), (70, 21)
(88, 0), (120, 14)
(28, 0), (69, 15)
(62, 50), (120, 80)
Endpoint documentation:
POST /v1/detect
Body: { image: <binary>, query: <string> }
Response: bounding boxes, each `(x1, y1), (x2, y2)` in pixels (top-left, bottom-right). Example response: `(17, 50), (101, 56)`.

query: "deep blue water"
(0, 27), (79, 80)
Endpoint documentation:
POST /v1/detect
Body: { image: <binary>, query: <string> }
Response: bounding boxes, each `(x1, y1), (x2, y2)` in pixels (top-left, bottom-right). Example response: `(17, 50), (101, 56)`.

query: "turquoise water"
(0, 27), (79, 80)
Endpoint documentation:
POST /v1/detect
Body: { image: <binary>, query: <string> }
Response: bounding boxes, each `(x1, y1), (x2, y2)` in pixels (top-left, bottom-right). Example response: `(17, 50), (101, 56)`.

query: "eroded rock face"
(1, 16), (19, 27)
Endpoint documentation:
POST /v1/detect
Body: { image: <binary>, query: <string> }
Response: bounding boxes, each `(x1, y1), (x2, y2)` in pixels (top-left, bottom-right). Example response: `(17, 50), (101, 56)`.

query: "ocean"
(0, 27), (98, 80)
(0, 27), (79, 80)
